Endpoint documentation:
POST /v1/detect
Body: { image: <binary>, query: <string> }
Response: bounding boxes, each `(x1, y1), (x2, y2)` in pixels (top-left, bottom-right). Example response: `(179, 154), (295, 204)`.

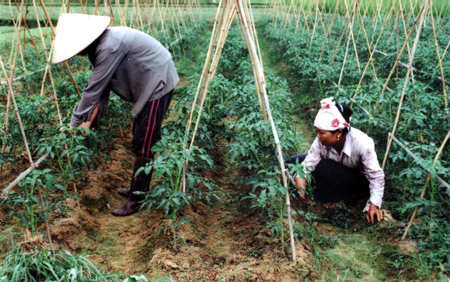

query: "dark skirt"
(288, 154), (370, 204)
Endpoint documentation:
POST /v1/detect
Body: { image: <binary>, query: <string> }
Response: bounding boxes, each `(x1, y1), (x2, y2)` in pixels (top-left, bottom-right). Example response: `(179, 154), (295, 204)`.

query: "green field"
(1, 1), (449, 281)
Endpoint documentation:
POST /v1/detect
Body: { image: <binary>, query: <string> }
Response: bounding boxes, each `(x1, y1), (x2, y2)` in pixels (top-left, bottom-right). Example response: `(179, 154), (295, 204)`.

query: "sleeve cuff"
(363, 195), (382, 212)
(70, 116), (82, 128)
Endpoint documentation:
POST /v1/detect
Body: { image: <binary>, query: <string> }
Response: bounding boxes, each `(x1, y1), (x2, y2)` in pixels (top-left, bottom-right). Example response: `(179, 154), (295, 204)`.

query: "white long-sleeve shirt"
(303, 127), (385, 211)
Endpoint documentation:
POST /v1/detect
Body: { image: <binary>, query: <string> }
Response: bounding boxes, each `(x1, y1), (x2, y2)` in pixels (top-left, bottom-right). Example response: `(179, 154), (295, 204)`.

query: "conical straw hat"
(52, 14), (111, 64)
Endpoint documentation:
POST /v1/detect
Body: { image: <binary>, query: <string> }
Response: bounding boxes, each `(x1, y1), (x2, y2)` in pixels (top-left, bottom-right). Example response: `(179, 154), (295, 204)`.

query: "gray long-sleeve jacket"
(70, 27), (179, 127)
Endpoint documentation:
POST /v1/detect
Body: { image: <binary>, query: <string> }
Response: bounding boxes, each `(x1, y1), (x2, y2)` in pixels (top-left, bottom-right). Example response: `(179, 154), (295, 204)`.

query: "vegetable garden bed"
(1, 0), (450, 281)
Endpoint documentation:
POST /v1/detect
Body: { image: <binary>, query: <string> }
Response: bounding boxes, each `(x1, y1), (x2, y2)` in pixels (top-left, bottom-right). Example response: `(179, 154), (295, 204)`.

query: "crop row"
(262, 14), (450, 273)
(0, 19), (209, 281)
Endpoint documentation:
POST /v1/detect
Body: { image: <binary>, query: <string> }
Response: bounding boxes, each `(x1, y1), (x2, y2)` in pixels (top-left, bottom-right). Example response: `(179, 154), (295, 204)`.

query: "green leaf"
(172, 198), (181, 205)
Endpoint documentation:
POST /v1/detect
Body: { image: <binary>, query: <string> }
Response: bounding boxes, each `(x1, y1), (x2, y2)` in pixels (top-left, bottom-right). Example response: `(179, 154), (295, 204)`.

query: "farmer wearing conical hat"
(52, 14), (179, 216)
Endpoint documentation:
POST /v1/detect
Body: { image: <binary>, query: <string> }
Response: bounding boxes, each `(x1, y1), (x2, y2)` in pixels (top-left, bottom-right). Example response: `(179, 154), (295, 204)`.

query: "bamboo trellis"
(181, 0), (297, 262)
(0, 0), (201, 178)
(0, 0), (203, 250)
(1, 0), (450, 261)
(272, 0), (450, 241)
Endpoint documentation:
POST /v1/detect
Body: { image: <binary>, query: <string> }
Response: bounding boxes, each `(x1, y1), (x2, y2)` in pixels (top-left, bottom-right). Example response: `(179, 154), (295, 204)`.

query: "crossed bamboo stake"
(182, 0), (297, 262)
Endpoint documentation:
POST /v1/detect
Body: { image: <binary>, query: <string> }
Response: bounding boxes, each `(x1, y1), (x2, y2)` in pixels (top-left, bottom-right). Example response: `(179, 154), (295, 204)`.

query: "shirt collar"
(342, 130), (353, 157)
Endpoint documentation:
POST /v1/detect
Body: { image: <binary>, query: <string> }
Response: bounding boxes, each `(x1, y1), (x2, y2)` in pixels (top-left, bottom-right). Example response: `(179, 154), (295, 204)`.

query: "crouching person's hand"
(365, 203), (385, 224)
(295, 176), (306, 205)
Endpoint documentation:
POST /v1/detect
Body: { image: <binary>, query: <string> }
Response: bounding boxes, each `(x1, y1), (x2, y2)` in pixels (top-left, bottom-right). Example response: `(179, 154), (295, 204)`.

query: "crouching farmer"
(290, 98), (385, 224)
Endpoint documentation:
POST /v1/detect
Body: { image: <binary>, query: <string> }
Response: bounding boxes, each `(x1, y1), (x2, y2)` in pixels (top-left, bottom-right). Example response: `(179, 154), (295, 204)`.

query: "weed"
(0, 248), (121, 281)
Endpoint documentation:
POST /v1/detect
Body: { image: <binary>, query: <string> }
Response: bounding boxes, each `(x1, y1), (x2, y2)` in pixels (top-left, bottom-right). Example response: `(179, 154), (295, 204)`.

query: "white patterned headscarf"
(313, 97), (350, 131)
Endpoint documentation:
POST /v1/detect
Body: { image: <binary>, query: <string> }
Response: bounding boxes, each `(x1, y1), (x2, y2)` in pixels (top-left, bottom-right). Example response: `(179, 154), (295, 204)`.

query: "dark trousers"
(131, 90), (174, 158)
(289, 154), (370, 203)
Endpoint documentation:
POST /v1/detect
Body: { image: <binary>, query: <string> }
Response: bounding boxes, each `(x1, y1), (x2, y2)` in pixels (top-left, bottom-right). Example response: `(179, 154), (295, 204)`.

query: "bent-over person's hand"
(80, 104), (100, 130)
(366, 202), (384, 224)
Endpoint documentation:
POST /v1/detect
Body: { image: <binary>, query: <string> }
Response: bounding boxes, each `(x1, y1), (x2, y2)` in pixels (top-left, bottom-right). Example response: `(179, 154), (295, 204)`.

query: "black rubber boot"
(118, 170), (154, 198)
(112, 157), (152, 216)
(118, 187), (130, 198)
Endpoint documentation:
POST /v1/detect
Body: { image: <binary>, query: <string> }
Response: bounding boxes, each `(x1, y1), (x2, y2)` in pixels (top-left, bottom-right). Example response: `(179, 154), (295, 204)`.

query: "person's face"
(315, 127), (340, 147)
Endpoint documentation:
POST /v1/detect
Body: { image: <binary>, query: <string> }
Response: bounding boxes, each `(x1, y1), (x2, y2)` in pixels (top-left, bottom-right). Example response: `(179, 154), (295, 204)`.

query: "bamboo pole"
(136, 0), (145, 30)
(301, 1), (311, 36)
(439, 40), (450, 67)
(2, 1), (21, 147)
(351, 8), (393, 99)
(388, 133), (450, 193)
(39, 0), (83, 99)
(157, 0), (168, 40)
(171, 0), (183, 38)
(13, 1), (27, 73)
(398, 0), (414, 82)
(7, 1), (17, 61)
(1, 1), (34, 164)
(369, 0), (381, 43)
(273, 0), (280, 28)
(45, 42), (64, 126)
(243, 0), (267, 119)
(188, 4), (236, 150)
(329, 6), (355, 67)
(179, 0), (296, 260)
(247, 0), (264, 74)
(207, 4), (235, 82)
(0, 85), (11, 158)
(236, 0), (296, 262)
(400, 129), (450, 240)
(108, 0), (116, 25)
(32, 0), (47, 55)
(1, 55), (34, 167)
(297, 0), (309, 35)
(129, 0), (135, 27)
(184, 0), (224, 142)
(94, 0), (99, 15)
(116, 0), (127, 26)
(1, 153), (50, 198)
(357, 7), (379, 80)
(318, 0), (339, 63)
(380, 4), (426, 96)
(37, 183), (55, 253)
(141, 1), (152, 33)
(435, 0), (446, 30)
(383, 12), (399, 54)
(293, 0), (302, 32)
(381, 2), (428, 170)
(178, 0), (187, 30)
(337, 29), (351, 85)
(316, 1), (329, 38)
(348, 4), (360, 72)
(372, 49), (450, 88)
(318, 0), (335, 50)
(308, 0), (319, 46)
(20, 4), (42, 60)
(429, 0), (448, 111)
(31, 0), (55, 101)
(80, 0), (86, 13)
(282, 0), (293, 28)
(396, 0), (400, 79)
